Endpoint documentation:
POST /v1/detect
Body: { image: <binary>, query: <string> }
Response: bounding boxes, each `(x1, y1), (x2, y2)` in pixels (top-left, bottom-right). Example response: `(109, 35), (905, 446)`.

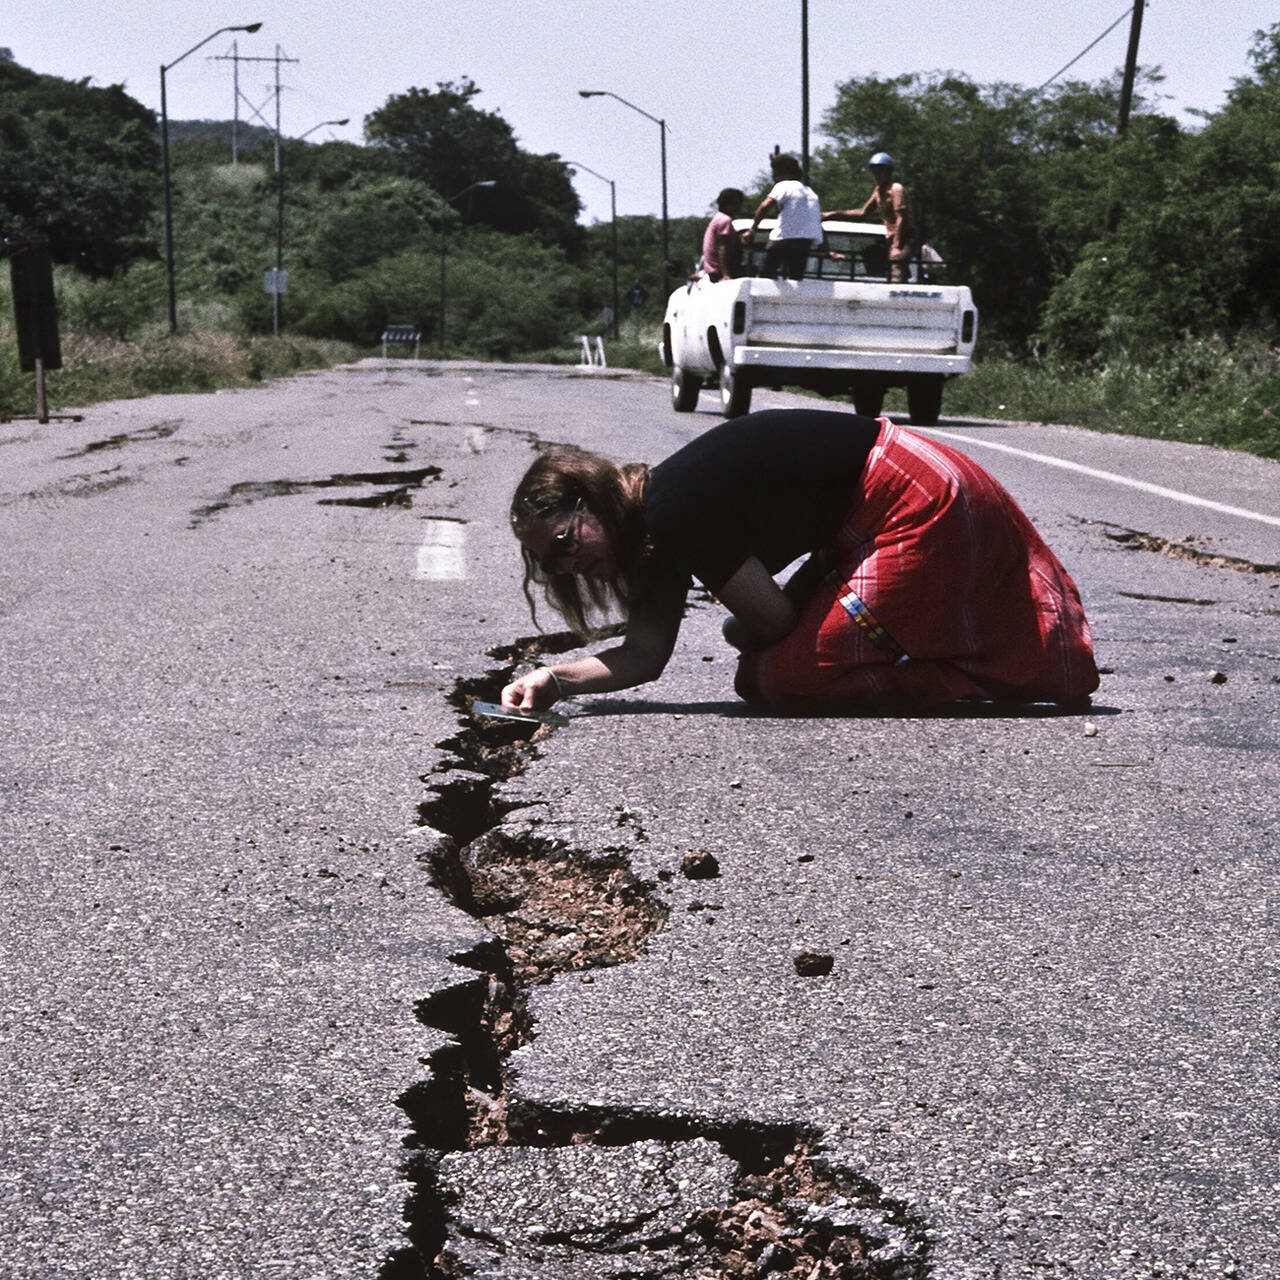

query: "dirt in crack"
(382, 630), (929, 1280)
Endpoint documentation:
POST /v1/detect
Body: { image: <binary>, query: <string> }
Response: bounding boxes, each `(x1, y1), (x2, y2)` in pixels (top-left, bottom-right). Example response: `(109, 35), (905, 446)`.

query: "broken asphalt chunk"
(681, 849), (721, 880)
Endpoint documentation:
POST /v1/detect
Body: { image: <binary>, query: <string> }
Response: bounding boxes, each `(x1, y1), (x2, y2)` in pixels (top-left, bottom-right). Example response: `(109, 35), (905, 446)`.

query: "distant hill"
(168, 119), (277, 148)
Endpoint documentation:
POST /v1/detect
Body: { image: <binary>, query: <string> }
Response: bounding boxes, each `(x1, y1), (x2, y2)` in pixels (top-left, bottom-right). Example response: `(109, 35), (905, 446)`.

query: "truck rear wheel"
(851, 378), (885, 418)
(671, 366), (701, 412)
(907, 376), (944, 426)
(720, 363), (752, 417)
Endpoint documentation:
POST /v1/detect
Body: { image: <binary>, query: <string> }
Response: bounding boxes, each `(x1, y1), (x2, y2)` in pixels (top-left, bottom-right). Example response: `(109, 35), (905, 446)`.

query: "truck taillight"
(732, 302), (747, 335)
(961, 310), (975, 344)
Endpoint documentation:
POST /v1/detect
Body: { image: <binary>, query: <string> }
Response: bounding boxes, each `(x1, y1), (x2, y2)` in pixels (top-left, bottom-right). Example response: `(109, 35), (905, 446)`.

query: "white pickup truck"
(660, 218), (977, 424)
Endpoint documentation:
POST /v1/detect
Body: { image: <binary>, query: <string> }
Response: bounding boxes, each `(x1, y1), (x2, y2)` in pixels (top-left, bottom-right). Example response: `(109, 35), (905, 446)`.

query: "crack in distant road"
(188, 466), (442, 525)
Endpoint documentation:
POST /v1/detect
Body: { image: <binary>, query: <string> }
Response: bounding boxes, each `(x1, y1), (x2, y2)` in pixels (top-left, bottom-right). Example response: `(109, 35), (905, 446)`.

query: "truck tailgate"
(746, 281), (966, 354)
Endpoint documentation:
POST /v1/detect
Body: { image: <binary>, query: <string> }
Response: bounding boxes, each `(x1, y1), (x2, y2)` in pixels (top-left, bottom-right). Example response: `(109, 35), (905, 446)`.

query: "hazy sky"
(9, 1), (1275, 227)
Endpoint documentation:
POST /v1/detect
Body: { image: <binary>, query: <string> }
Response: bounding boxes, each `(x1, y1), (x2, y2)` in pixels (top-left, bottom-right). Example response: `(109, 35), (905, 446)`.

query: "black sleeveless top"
(643, 409), (881, 593)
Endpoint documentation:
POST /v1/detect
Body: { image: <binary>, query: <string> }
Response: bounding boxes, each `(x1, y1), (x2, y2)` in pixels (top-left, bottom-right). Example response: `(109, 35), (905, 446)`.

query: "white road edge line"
(921, 428), (1280, 529)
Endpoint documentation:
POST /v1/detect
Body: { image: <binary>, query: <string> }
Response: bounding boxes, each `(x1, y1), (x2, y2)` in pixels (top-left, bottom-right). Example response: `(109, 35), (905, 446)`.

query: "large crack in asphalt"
(381, 634), (931, 1280)
(1085, 517), (1280, 577)
(189, 465), (443, 526)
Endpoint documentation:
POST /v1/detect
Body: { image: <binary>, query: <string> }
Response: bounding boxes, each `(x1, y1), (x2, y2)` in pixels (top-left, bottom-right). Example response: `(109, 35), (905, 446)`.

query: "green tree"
(1039, 23), (1280, 357)
(0, 58), (159, 274)
(363, 78), (581, 251)
(812, 66), (1170, 348)
(578, 213), (705, 328)
(297, 174), (442, 282)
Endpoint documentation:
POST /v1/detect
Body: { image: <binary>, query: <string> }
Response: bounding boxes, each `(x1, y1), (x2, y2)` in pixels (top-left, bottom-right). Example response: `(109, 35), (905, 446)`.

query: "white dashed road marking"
(416, 519), (467, 579)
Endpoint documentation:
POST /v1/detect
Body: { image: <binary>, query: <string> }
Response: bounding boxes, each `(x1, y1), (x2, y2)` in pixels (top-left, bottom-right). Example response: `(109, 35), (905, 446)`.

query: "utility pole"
(1117, 0), (1145, 136)
(212, 45), (298, 334)
(274, 51), (284, 334)
(210, 43), (297, 163)
(233, 40), (242, 162)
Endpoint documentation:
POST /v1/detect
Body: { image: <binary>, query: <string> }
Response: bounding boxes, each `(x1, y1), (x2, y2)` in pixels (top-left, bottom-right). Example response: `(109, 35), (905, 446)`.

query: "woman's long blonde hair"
(509, 446), (651, 635)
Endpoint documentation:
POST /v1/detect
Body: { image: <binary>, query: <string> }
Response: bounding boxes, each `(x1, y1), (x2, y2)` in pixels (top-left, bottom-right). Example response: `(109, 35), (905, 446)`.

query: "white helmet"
(869, 151), (894, 167)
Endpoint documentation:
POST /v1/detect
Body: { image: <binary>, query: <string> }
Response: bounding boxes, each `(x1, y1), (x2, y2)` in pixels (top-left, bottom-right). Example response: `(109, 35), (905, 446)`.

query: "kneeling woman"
(501, 409), (1098, 713)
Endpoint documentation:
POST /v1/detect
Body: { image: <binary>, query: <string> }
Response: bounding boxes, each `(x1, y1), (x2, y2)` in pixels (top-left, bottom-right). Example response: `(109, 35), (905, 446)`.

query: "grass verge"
(931, 335), (1280, 458)
(0, 325), (359, 419)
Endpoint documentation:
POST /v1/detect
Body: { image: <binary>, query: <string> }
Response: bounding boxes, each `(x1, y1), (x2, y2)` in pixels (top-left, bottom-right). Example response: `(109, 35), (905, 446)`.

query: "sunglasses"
(539, 499), (586, 574)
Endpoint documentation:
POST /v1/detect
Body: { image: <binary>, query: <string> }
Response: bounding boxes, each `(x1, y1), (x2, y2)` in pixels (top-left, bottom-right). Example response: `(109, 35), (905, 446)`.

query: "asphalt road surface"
(2, 360), (1277, 1280)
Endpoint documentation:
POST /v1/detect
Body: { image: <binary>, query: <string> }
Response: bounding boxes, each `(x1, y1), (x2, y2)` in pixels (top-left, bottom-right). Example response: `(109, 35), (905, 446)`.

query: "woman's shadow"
(579, 696), (1117, 721)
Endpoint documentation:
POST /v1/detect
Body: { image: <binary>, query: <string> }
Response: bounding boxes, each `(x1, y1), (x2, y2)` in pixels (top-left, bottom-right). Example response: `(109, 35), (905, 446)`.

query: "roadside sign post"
(7, 237), (62, 424)
(264, 269), (289, 336)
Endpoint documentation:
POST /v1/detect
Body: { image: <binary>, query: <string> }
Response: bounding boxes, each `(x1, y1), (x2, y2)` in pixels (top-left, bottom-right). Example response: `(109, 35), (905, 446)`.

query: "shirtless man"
(824, 151), (914, 283)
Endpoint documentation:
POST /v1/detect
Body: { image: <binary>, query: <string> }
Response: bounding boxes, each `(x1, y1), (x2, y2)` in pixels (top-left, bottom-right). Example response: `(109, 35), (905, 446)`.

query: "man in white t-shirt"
(743, 152), (822, 280)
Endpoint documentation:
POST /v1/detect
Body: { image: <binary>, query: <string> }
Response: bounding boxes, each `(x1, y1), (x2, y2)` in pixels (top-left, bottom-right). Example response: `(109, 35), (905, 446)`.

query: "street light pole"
(161, 22), (262, 333)
(566, 162), (619, 342)
(438, 180), (496, 356)
(578, 90), (669, 300)
(801, 0), (811, 181)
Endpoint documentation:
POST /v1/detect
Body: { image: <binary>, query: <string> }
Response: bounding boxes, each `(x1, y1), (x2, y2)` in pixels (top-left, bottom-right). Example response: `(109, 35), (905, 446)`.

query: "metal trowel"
(470, 700), (570, 728)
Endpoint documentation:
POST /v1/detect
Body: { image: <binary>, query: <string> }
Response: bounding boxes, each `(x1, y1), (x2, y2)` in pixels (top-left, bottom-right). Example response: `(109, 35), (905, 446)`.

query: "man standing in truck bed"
(824, 151), (914, 282)
(743, 152), (823, 281)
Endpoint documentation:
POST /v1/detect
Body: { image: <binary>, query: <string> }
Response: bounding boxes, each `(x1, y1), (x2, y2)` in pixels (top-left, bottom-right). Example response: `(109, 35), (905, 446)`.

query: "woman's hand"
(501, 667), (561, 712)
(722, 614), (765, 652)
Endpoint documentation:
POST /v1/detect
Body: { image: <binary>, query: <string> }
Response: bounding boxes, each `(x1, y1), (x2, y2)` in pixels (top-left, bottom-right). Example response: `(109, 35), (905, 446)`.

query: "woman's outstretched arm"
(501, 576), (687, 710)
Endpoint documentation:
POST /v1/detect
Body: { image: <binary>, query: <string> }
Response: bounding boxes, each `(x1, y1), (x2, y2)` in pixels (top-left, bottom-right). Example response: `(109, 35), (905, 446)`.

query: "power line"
(210, 44), (299, 169)
(1035, 6), (1134, 93)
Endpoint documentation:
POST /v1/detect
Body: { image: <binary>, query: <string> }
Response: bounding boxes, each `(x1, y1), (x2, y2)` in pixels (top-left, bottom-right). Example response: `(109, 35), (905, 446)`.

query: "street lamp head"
(298, 116), (351, 140)
(578, 90), (603, 98)
(237, 22), (263, 32)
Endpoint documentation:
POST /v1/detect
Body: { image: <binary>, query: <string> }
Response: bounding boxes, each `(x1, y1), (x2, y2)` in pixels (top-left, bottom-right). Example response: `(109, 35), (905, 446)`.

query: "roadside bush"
(442, 231), (585, 358)
(285, 249), (436, 345)
(0, 320), (26, 418)
(944, 334), (1280, 456)
(55, 260), (165, 339)
(300, 176), (441, 282)
(283, 231), (587, 355)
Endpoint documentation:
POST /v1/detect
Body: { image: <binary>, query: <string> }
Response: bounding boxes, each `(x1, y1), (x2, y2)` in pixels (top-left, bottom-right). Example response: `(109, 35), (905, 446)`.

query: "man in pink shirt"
(700, 187), (745, 281)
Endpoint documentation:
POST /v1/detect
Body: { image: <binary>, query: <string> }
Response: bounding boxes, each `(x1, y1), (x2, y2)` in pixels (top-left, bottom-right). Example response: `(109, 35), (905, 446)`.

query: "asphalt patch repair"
(383, 632), (930, 1280)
